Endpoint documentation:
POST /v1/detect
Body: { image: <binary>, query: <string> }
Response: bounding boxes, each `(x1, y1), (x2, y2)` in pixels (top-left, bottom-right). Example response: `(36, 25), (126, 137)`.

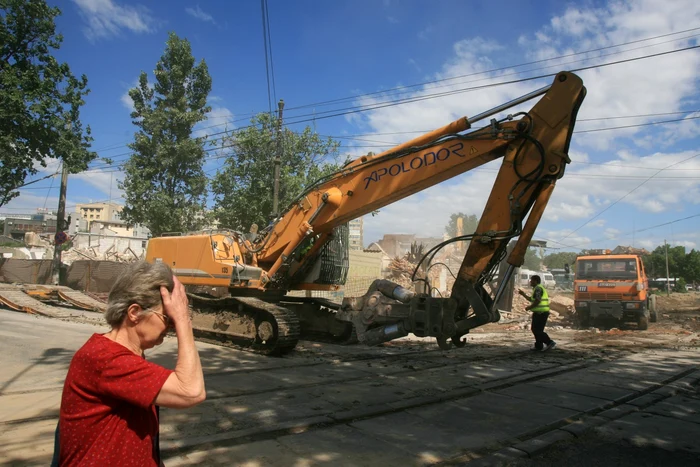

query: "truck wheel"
(638, 315), (649, 330)
(576, 310), (590, 328)
(649, 295), (658, 323)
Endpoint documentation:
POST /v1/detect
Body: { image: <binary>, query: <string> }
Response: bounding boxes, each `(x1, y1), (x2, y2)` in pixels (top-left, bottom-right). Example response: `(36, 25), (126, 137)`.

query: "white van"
(518, 269), (556, 289)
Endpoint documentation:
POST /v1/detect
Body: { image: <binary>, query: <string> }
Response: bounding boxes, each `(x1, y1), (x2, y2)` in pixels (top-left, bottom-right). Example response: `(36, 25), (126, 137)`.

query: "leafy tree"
(211, 113), (341, 231)
(523, 247), (541, 270)
(543, 251), (578, 270)
(119, 33), (212, 236)
(642, 248), (665, 279)
(445, 213), (479, 237)
(674, 277), (687, 293)
(681, 249), (700, 285)
(0, 0), (95, 207)
(643, 244), (685, 279)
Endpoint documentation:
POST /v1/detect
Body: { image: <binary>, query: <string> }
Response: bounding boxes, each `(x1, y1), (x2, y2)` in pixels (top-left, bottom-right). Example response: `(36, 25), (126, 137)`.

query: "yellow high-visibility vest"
(531, 284), (550, 313)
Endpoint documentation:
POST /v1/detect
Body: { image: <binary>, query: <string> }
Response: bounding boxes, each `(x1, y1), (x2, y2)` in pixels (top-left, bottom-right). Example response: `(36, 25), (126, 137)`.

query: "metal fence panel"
(0, 259), (53, 284)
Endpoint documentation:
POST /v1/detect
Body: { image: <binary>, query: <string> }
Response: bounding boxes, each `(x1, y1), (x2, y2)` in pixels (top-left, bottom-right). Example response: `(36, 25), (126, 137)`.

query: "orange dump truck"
(573, 252), (658, 330)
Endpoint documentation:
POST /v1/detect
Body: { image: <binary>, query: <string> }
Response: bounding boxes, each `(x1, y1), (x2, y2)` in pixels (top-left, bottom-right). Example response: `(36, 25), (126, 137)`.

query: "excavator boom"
(146, 71), (586, 354)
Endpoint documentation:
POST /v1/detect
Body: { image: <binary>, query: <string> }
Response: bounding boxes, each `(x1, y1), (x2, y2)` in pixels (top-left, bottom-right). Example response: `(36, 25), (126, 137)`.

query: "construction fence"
(0, 259), (129, 293)
(0, 259), (53, 285)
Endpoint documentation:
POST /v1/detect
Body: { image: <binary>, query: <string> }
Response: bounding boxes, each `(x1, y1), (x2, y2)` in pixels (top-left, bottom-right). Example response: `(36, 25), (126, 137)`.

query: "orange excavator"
(146, 71), (586, 355)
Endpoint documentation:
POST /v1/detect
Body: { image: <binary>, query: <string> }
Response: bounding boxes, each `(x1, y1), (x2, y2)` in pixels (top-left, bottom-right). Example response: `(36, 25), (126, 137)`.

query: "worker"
(54, 262), (206, 466)
(518, 274), (557, 351)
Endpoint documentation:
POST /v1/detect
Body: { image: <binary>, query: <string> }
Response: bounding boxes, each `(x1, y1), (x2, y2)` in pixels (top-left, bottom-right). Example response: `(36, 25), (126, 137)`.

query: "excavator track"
(187, 294), (300, 356)
(280, 297), (358, 345)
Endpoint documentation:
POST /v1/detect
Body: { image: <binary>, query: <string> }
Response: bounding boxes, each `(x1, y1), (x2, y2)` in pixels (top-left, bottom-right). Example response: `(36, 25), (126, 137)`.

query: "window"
(576, 259), (637, 280)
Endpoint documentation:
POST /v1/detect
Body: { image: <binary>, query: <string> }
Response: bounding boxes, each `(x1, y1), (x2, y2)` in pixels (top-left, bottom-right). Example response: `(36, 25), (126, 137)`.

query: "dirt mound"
(655, 292), (700, 312)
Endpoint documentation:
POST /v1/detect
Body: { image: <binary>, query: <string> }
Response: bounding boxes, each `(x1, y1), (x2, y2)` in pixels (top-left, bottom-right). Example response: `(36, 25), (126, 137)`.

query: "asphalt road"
(1, 308), (699, 467)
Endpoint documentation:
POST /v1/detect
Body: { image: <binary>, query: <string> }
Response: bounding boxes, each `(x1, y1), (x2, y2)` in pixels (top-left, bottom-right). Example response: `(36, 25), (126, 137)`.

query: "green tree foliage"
(543, 251), (578, 270)
(674, 277), (687, 293)
(119, 33), (212, 237)
(444, 213), (479, 237)
(0, 0), (95, 207)
(523, 247), (541, 270)
(681, 249), (700, 285)
(210, 113), (341, 231)
(641, 244), (700, 288)
(643, 245), (686, 279)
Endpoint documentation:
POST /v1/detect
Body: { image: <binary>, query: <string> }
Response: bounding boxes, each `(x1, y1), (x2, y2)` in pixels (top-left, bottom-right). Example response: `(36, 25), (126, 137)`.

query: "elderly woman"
(57, 261), (206, 466)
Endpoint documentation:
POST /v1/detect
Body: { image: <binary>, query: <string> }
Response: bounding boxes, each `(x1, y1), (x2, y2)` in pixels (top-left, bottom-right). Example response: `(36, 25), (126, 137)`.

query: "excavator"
(146, 71), (586, 355)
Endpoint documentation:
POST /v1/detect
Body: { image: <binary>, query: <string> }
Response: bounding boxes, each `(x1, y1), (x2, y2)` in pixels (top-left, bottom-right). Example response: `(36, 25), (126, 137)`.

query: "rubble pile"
(498, 288), (576, 330)
(61, 245), (142, 265)
(387, 256), (441, 292)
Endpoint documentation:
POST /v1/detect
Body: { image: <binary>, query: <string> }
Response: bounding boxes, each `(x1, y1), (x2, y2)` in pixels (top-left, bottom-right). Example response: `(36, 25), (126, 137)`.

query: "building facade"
(75, 202), (122, 223)
(348, 217), (364, 251)
(2, 210), (57, 240)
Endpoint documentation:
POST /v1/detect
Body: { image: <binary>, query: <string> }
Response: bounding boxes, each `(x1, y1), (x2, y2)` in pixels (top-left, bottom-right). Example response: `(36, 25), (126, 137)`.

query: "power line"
(261, 0), (272, 114)
(279, 44), (700, 127)
(575, 115), (700, 133)
(580, 213), (700, 247)
(22, 42), (700, 180)
(264, 0), (277, 106)
(83, 27), (700, 157)
(81, 109), (700, 175)
(560, 151), (700, 241)
(285, 26), (700, 112)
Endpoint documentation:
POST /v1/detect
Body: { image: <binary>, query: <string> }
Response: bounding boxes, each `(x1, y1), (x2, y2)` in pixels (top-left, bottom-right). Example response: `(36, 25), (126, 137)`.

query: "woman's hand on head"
(160, 276), (190, 325)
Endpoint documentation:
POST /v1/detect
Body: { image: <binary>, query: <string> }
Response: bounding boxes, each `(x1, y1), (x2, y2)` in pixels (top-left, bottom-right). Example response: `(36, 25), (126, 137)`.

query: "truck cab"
(573, 253), (657, 330)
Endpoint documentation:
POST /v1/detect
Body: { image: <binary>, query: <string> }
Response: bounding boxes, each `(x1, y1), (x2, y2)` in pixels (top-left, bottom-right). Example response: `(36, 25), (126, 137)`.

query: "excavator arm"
(334, 71), (586, 348)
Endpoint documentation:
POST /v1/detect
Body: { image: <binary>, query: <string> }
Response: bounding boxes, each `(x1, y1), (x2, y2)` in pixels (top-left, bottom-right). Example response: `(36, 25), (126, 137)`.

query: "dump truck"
(574, 251), (658, 330)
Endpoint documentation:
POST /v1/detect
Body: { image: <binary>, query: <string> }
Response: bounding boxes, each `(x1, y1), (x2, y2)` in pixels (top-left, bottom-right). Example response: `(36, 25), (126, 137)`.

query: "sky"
(4, 0), (700, 254)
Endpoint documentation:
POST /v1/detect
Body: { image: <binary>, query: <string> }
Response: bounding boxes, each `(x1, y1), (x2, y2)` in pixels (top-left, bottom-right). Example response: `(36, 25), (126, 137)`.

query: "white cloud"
(418, 24), (433, 41)
(73, 170), (125, 201)
(387, 16), (399, 24)
(185, 5), (215, 24)
(121, 90), (135, 112)
(349, 0), (700, 250)
(72, 0), (157, 41)
(195, 106), (235, 139)
(537, 229), (591, 248)
(520, 0), (700, 150)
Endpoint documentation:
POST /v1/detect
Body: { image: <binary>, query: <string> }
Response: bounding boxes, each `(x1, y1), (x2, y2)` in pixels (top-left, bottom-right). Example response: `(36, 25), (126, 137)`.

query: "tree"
(644, 244), (685, 279)
(445, 213), (479, 237)
(119, 33), (212, 237)
(681, 249), (700, 285)
(210, 113), (341, 231)
(522, 247), (541, 270)
(0, 0), (95, 207)
(543, 251), (578, 270)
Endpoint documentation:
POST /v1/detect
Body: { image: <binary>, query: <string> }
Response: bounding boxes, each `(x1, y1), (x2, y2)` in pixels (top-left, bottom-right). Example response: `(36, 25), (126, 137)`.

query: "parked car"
(517, 269), (556, 289)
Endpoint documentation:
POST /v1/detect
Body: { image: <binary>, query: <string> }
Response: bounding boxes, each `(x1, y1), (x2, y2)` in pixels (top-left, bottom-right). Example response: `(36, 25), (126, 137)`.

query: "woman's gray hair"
(105, 261), (175, 327)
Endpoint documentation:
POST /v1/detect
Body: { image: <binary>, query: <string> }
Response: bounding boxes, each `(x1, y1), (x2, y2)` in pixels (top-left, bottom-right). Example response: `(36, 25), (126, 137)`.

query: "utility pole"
(52, 162), (69, 285)
(272, 99), (284, 217)
(665, 239), (671, 296)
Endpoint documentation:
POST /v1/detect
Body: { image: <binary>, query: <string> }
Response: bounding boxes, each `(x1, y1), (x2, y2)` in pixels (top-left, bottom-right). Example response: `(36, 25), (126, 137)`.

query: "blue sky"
(4, 0), (700, 253)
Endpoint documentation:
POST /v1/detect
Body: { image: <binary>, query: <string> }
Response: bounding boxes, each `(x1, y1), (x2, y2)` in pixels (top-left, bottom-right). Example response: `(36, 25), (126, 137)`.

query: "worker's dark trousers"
(531, 312), (552, 350)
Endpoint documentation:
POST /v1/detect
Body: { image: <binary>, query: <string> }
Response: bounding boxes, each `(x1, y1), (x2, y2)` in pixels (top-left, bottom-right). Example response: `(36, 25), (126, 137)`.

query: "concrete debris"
(60, 246), (142, 265)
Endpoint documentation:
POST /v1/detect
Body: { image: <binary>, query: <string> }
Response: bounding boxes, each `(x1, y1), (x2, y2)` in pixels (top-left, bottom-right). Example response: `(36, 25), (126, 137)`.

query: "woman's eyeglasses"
(143, 307), (172, 326)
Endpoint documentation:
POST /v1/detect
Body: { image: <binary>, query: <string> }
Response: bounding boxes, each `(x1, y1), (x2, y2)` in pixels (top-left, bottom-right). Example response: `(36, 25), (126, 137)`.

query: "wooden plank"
(0, 285), (67, 317)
